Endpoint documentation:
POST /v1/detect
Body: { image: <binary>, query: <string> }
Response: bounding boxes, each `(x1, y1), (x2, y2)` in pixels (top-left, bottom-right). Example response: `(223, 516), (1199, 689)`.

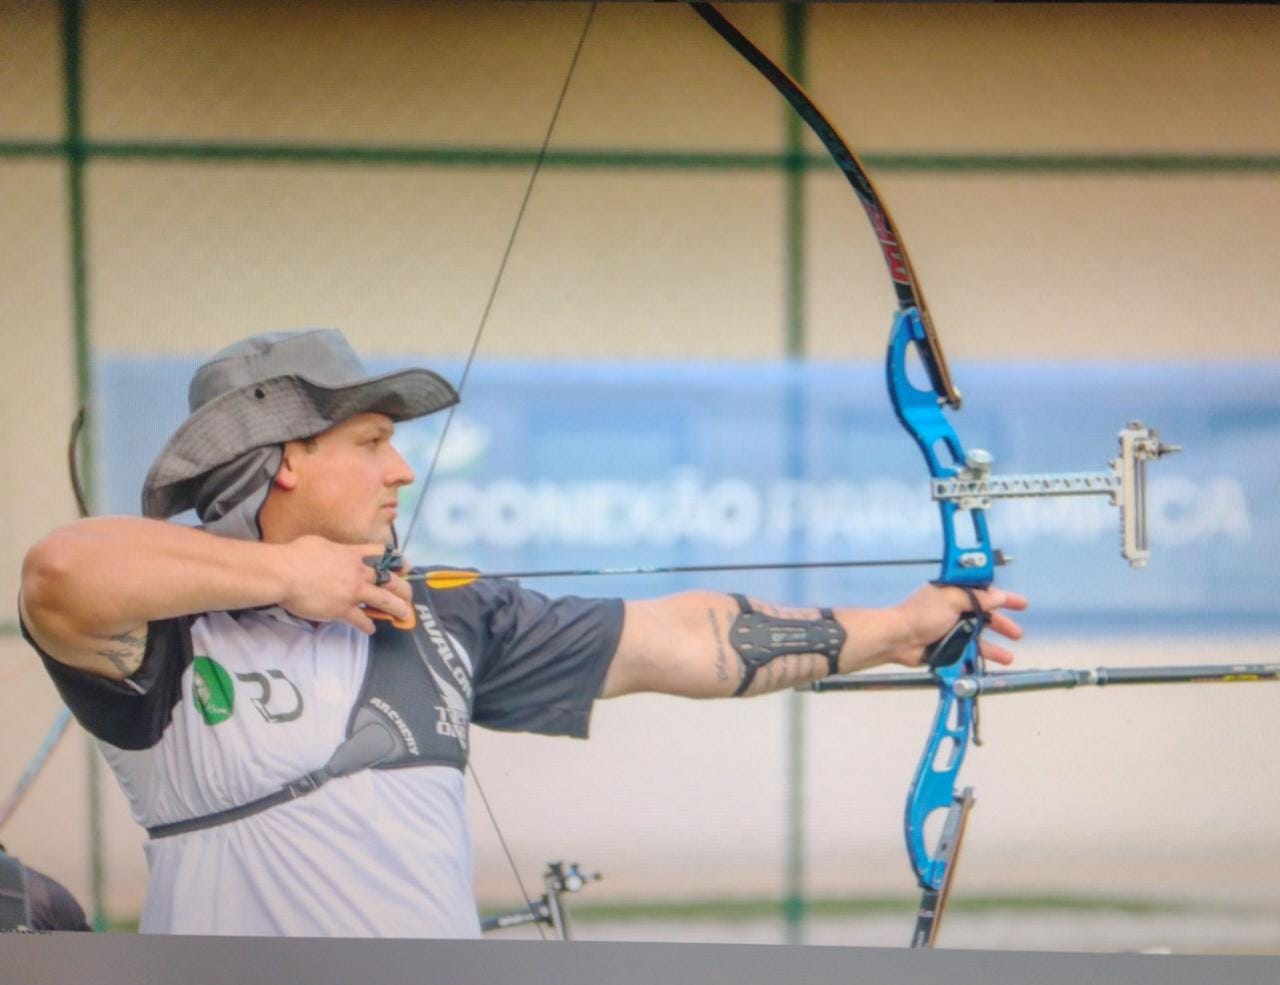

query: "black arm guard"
(728, 594), (847, 696)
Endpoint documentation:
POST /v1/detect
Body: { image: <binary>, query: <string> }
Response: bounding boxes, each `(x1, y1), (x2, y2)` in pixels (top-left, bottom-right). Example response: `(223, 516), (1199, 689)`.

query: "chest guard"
(350, 597), (473, 773)
(148, 587), (472, 840)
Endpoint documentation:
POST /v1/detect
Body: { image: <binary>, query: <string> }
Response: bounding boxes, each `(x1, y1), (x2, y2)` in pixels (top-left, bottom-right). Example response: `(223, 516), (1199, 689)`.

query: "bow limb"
(687, 2), (960, 410)
(686, 3), (988, 943)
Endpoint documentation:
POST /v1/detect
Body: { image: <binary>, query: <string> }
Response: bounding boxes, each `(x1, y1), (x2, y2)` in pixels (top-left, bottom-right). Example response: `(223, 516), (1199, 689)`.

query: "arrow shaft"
(407, 557), (944, 585)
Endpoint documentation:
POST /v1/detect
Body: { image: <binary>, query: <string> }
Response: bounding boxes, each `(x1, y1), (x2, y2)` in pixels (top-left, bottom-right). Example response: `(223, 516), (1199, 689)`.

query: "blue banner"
(98, 356), (1279, 635)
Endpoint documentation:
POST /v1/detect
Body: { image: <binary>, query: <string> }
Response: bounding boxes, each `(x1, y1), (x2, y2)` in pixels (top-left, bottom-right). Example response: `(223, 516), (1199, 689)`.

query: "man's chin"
(327, 526), (394, 548)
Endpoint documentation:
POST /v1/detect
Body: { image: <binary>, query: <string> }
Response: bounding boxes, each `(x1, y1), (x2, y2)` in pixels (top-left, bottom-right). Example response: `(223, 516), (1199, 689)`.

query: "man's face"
(279, 412), (415, 545)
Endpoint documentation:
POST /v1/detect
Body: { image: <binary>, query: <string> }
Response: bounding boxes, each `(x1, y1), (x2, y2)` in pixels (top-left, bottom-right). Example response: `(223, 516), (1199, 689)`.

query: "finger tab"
(367, 606), (416, 631)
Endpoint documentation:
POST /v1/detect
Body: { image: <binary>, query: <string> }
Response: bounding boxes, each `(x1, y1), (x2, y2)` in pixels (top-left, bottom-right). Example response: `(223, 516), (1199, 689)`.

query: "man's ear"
(274, 442), (302, 491)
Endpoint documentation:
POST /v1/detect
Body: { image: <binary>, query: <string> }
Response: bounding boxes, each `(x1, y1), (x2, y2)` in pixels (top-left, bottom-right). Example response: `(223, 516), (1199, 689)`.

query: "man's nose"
(387, 446), (415, 487)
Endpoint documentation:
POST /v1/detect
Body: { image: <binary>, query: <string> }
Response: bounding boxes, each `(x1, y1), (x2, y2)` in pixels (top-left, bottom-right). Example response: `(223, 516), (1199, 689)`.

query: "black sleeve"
(21, 612), (194, 751)
(430, 578), (624, 739)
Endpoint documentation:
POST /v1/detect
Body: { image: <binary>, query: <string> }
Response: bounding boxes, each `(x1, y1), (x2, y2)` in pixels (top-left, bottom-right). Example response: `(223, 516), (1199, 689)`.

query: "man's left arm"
(601, 585), (1027, 699)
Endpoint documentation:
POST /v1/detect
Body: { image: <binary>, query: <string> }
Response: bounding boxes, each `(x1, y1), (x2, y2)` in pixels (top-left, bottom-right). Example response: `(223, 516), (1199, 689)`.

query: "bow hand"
(896, 584), (1026, 670)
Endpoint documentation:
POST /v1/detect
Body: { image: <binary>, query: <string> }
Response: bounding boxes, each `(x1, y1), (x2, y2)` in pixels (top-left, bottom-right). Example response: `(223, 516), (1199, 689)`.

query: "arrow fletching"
(423, 570), (485, 591)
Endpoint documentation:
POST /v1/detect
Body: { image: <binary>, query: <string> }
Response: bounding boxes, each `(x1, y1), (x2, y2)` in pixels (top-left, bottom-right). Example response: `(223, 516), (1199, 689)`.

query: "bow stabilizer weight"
(480, 861), (601, 940)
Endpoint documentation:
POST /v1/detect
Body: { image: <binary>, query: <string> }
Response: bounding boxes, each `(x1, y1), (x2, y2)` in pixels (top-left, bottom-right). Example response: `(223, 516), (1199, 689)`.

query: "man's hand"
(887, 584), (1028, 669)
(276, 537), (413, 635)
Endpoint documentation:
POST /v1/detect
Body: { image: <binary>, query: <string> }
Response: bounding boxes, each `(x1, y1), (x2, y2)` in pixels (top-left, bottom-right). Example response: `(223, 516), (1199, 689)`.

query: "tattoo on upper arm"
(96, 629), (146, 678)
(707, 608), (731, 682)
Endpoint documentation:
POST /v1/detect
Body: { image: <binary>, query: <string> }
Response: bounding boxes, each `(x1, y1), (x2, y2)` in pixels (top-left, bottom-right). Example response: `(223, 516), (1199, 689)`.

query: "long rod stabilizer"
(807, 663), (1280, 695)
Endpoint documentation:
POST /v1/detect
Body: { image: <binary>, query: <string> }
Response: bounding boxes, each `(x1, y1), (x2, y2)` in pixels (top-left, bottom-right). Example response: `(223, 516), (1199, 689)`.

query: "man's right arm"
(20, 518), (412, 681)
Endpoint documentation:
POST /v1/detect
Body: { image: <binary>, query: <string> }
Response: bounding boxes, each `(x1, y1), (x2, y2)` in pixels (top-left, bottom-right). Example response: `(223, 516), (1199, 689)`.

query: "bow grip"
(925, 612), (983, 669)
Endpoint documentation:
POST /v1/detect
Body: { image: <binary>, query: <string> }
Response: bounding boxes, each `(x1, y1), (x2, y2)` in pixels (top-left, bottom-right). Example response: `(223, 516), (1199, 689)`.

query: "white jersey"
(31, 580), (623, 937)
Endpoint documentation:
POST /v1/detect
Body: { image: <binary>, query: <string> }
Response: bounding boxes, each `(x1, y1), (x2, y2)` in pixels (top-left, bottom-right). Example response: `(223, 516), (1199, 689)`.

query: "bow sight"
(930, 421), (1181, 570)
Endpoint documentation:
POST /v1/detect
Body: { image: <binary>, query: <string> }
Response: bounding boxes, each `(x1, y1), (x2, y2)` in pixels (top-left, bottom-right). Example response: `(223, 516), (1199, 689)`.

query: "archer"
(18, 328), (1026, 937)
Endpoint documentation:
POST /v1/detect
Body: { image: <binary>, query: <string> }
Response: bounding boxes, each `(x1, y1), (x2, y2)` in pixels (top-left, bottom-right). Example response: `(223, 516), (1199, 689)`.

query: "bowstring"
(395, 2), (600, 940)
(399, 3), (599, 553)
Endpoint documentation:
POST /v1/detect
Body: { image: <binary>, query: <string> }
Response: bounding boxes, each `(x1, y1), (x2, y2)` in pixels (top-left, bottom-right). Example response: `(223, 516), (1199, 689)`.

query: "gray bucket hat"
(142, 329), (458, 520)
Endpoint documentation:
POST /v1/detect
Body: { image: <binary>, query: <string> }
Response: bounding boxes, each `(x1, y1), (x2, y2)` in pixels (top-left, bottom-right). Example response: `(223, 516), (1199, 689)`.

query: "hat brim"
(142, 367), (458, 519)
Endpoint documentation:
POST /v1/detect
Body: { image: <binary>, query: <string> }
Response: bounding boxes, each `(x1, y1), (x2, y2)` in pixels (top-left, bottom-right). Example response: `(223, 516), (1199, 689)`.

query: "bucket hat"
(141, 329), (457, 519)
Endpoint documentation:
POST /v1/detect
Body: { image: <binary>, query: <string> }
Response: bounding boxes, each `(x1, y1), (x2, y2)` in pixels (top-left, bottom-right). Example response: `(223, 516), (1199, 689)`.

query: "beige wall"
(1, 2), (1278, 927)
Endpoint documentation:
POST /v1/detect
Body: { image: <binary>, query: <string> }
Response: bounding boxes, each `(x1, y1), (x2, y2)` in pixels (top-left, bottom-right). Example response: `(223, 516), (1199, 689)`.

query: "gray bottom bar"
(2, 933), (1277, 985)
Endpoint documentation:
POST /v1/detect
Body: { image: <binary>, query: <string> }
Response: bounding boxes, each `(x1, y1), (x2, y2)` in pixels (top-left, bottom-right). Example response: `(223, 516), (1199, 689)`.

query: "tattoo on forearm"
(707, 608), (730, 682)
(96, 629), (145, 677)
(749, 653), (821, 695)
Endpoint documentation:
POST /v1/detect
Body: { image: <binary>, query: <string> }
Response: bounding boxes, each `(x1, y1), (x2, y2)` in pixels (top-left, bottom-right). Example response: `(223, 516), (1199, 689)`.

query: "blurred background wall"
(1, 1), (1278, 949)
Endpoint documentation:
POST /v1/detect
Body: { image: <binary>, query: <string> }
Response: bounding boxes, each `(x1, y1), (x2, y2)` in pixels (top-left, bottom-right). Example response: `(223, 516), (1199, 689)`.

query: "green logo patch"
(192, 656), (235, 725)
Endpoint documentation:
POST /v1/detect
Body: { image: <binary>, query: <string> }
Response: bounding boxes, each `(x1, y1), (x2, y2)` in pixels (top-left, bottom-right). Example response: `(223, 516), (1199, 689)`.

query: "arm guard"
(728, 594), (846, 696)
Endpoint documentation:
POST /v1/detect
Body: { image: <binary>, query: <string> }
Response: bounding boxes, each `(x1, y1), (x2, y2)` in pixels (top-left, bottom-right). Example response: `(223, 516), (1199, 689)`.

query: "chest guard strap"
(146, 719), (398, 839)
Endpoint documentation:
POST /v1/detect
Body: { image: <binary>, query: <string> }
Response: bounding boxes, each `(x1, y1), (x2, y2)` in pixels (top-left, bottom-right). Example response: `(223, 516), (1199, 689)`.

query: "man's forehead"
(324, 412), (396, 438)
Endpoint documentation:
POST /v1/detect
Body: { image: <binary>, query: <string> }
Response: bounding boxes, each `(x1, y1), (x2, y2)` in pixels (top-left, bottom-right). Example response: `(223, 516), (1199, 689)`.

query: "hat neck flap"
(194, 446), (282, 542)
